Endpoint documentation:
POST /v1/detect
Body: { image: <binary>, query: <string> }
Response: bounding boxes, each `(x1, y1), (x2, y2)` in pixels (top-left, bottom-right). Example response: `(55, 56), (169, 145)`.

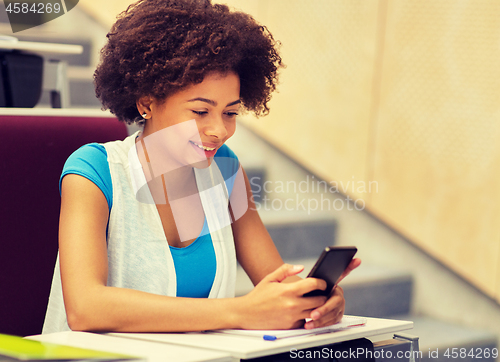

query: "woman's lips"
(189, 140), (219, 158)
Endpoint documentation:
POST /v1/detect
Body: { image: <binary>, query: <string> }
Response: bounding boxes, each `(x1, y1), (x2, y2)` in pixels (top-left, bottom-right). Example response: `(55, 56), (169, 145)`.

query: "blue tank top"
(60, 142), (239, 298)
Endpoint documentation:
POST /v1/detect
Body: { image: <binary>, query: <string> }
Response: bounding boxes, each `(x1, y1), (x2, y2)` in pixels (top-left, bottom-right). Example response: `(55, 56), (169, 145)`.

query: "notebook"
(0, 333), (144, 361)
(210, 315), (367, 341)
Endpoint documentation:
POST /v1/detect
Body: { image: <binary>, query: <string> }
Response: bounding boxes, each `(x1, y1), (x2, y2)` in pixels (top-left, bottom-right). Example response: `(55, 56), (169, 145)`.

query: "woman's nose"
(203, 115), (227, 139)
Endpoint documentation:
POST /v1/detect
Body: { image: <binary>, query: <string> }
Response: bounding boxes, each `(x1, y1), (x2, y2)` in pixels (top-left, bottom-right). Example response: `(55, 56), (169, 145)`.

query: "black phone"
(303, 246), (357, 297)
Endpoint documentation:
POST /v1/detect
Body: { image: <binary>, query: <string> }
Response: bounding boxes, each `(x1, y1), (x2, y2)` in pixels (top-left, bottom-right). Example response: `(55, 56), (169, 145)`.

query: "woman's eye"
(225, 112), (239, 117)
(192, 110), (208, 116)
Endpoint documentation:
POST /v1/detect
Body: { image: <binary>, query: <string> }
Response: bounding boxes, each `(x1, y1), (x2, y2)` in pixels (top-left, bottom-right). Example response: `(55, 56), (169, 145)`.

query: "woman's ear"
(136, 96), (154, 119)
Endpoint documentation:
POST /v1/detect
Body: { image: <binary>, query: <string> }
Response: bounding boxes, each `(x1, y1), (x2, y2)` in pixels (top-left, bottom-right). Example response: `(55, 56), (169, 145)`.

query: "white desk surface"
(0, 107), (114, 118)
(110, 316), (414, 360)
(0, 40), (83, 54)
(27, 331), (233, 362)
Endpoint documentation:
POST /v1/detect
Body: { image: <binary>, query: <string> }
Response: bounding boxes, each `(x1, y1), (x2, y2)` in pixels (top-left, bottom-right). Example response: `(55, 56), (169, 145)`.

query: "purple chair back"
(0, 114), (128, 336)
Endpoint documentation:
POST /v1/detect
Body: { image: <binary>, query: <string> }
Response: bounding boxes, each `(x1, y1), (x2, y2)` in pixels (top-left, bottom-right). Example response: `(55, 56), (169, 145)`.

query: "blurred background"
(1, 0), (499, 359)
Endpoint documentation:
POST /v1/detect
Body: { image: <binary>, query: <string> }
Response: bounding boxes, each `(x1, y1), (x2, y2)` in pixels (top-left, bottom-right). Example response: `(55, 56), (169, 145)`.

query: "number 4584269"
(5, 2), (62, 14)
(444, 348), (498, 359)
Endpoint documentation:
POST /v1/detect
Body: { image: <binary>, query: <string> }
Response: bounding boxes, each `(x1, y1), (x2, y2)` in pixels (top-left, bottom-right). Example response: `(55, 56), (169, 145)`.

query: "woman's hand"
(238, 264), (328, 330)
(304, 258), (362, 329)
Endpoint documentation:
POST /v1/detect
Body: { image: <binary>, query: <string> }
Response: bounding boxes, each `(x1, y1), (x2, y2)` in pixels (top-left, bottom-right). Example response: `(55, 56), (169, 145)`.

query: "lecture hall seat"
(0, 113), (128, 336)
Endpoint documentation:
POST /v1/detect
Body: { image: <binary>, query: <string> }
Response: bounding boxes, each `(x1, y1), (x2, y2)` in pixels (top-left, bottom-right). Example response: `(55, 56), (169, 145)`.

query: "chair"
(0, 112), (128, 336)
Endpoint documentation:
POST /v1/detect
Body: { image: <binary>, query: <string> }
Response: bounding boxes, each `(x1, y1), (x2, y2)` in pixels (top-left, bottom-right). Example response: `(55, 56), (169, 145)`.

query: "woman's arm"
(231, 168), (361, 329)
(60, 174), (242, 332)
(230, 170), (287, 285)
(59, 174), (326, 332)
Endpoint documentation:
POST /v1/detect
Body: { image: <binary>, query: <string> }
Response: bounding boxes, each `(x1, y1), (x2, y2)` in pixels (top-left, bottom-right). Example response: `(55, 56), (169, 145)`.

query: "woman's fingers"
(241, 265), (325, 329)
(305, 286), (345, 329)
(295, 277), (328, 296)
(302, 295), (328, 310)
(337, 258), (362, 284)
(262, 263), (304, 283)
(263, 264), (328, 298)
(305, 307), (344, 329)
(303, 258), (361, 329)
(243, 263), (351, 330)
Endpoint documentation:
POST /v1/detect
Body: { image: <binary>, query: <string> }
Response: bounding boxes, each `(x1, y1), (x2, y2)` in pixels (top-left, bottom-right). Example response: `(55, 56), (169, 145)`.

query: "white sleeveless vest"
(42, 132), (236, 334)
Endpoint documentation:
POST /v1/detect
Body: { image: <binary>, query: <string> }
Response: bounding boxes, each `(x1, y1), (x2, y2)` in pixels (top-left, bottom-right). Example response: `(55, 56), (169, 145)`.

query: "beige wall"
(84, 0), (500, 302)
(371, 0), (500, 298)
(219, 0), (500, 302)
(78, 0), (126, 28)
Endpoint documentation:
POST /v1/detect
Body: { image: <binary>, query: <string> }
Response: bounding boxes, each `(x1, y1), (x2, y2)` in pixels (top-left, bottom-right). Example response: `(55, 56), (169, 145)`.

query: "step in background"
(259, 209), (337, 261)
(392, 316), (498, 362)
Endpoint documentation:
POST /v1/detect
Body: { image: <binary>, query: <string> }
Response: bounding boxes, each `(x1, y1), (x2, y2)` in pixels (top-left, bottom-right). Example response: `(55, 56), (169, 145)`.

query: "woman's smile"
(189, 140), (219, 158)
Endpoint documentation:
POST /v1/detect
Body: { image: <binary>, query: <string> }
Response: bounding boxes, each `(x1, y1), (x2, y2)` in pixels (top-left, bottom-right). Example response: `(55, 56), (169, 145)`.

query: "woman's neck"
(135, 130), (198, 204)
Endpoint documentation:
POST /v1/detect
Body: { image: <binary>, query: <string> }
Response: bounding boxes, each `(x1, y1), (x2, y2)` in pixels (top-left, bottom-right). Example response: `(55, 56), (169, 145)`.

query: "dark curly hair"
(94, 0), (283, 124)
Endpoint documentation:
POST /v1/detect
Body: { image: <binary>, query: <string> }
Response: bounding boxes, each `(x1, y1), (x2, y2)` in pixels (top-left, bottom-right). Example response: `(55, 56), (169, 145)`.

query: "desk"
(109, 316), (414, 360)
(0, 40), (83, 54)
(0, 39), (83, 108)
(28, 317), (414, 361)
(27, 331), (233, 362)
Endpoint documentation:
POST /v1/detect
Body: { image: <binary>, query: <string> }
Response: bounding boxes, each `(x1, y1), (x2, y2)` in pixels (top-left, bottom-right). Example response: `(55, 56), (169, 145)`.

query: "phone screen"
(303, 246), (357, 297)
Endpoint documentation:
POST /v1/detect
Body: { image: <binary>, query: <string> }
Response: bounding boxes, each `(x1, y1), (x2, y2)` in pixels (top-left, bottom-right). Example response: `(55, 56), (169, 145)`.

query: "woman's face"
(139, 71), (240, 170)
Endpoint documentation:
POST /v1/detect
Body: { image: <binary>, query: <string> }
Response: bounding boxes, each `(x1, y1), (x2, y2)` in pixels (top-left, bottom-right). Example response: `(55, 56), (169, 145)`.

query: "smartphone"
(303, 246), (357, 297)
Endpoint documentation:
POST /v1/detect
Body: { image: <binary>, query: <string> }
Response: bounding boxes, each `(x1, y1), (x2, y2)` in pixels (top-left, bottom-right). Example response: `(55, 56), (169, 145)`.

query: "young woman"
(43, 0), (360, 334)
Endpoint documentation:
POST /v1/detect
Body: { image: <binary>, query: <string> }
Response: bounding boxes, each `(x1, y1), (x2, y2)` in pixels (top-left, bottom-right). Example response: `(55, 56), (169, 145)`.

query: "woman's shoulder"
(69, 142), (107, 158)
(61, 143), (112, 210)
(63, 131), (135, 175)
(64, 143), (108, 171)
(102, 131), (140, 164)
(214, 143), (238, 161)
